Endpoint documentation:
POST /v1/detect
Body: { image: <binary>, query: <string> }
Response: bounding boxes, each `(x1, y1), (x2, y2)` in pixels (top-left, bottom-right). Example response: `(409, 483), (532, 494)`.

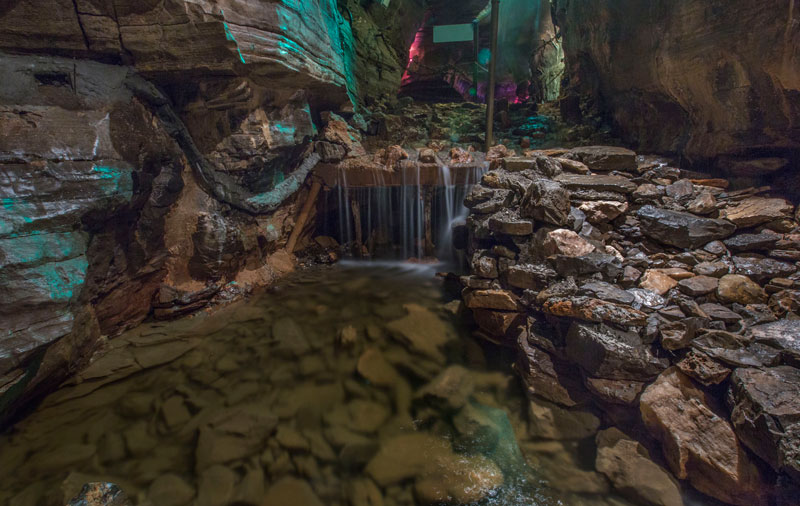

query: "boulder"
(675, 350), (731, 386)
(686, 191), (717, 215)
(551, 253), (622, 281)
(517, 336), (588, 407)
(487, 209), (534, 236)
(148, 474), (195, 506)
(541, 229), (595, 257)
(640, 368), (769, 506)
(506, 263), (557, 290)
(472, 309), (525, 341)
(717, 274), (767, 305)
(584, 377), (645, 405)
(386, 304), (457, 364)
(520, 178), (571, 226)
(595, 428), (683, 506)
(528, 399), (601, 440)
(665, 179), (694, 199)
(555, 173), (637, 194)
(699, 303), (742, 324)
(263, 477), (323, 506)
(544, 297), (648, 326)
(637, 205), (736, 249)
(567, 146), (637, 172)
(750, 320), (800, 365)
(692, 330), (763, 368)
(464, 290), (523, 311)
(565, 322), (668, 381)
(694, 261), (730, 277)
(366, 433), (503, 503)
(639, 270), (678, 296)
(728, 366), (800, 481)
(414, 366), (474, 411)
(724, 232), (780, 252)
(578, 280), (635, 305)
(578, 200), (629, 224)
(724, 197), (794, 228)
(678, 275), (719, 296)
(733, 256), (796, 284)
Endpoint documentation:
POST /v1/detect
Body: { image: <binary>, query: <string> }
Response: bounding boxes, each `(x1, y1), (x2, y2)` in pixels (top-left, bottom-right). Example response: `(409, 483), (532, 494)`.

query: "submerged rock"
(386, 304), (456, 364)
(365, 433), (503, 504)
(262, 477), (324, 506)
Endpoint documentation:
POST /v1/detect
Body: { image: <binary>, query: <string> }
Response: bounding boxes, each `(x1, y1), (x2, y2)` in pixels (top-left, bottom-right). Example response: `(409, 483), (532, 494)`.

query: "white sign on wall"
(433, 23), (474, 44)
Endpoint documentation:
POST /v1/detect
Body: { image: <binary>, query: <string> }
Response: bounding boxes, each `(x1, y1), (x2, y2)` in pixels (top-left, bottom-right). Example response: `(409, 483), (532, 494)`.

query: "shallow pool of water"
(0, 262), (655, 506)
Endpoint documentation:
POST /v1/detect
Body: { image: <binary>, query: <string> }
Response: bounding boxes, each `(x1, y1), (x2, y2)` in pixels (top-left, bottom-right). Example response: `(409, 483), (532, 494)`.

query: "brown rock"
(687, 192), (717, 215)
(472, 310), (525, 342)
(724, 197), (794, 228)
(567, 145), (637, 172)
(578, 200), (629, 224)
(678, 275), (719, 296)
(517, 336), (588, 407)
(675, 350), (731, 386)
(595, 428), (683, 506)
(639, 270), (678, 296)
(640, 368), (769, 506)
(544, 297), (648, 326)
(541, 229), (596, 257)
(464, 290), (523, 311)
(717, 274), (768, 305)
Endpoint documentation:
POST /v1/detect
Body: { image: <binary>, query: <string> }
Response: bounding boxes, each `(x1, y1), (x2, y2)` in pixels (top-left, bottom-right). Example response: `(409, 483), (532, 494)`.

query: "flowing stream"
(0, 262), (646, 506)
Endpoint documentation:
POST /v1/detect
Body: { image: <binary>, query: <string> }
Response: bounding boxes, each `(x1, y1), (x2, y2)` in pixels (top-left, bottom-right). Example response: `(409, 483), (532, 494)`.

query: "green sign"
(433, 24), (474, 44)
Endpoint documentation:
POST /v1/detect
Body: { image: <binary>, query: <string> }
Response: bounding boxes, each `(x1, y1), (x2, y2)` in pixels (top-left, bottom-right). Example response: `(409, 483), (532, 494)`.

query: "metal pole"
(485, 0), (500, 150)
(472, 19), (479, 100)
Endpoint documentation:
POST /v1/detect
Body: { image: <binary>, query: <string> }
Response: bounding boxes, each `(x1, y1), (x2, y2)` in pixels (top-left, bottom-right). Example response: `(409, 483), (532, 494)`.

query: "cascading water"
(326, 163), (488, 265)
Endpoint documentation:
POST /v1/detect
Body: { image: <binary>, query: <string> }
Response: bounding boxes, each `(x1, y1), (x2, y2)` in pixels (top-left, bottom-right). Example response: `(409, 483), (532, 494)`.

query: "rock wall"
(458, 145), (800, 504)
(0, 0), (420, 424)
(553, 0), (800, 167)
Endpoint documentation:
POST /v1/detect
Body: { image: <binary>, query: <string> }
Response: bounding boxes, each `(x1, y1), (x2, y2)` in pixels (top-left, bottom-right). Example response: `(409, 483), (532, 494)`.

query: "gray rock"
(578, 280), (635, 305)
(750, 320), (800, 366)
(692, 331), (762, 367)
(724, 232), (780, 252)
(637, 205), (736, 249)
(678, 275), (719, 296)
(733, 256), (796, 284)
(729, 366), (800, 481)
(565, 322), (668, 381)
(520, 178), (571, 226)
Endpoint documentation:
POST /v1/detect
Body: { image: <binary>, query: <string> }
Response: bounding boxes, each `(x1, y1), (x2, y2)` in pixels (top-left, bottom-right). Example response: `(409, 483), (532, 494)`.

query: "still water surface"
(0, 262), (705, 506)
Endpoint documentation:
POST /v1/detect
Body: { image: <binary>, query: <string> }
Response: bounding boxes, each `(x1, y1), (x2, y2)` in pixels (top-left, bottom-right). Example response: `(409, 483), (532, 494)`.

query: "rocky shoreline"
(457, 145), (800, 505)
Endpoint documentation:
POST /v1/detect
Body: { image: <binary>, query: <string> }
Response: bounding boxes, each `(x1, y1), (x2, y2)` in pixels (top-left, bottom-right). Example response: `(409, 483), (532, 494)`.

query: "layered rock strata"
(459, 144), (800, 505)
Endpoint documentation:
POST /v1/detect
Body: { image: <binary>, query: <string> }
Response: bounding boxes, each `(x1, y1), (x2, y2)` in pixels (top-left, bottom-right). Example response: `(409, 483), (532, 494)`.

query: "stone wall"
(458, 145), (800, 504)
(553, 0), (800, 168)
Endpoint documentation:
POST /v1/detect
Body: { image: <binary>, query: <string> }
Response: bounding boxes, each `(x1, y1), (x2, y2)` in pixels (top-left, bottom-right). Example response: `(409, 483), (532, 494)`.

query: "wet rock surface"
(459, 145), (800, 504)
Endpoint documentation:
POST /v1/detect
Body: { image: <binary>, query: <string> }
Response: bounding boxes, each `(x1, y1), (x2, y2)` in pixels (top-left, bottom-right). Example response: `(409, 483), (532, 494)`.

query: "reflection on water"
(0, 263), (637, 506)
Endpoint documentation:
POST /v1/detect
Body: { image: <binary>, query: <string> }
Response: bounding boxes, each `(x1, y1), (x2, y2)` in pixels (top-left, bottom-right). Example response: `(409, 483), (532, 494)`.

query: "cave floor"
(0, 262), (713, 506)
